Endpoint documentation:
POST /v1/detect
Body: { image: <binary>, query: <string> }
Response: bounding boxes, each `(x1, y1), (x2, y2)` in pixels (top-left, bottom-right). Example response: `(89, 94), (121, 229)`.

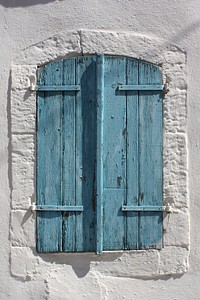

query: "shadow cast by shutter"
(80, 58), (97, 252)
(0, 0), (61, 7)
(30, 247), (184, 280)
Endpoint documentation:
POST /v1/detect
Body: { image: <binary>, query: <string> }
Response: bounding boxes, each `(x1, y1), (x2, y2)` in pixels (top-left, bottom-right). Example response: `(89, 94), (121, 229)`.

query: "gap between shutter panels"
(36, 54), (162, 253)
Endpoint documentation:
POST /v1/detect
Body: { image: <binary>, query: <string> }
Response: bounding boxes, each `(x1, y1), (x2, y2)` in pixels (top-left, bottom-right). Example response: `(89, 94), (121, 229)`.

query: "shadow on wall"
(0, 0), (61, 7)
(169, 18), (200, 45)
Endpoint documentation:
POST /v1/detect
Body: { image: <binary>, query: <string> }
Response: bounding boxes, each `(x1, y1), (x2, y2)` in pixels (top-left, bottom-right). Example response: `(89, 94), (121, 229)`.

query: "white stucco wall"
(0, 1), (200, 299)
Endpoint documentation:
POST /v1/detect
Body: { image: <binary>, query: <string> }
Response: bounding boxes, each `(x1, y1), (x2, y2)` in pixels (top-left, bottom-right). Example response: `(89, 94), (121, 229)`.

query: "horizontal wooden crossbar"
(31, 205), (83, 211)
(122, 205), (168, 212)
(38, 85), (80, 91)
(118, 84), (164, 91)
(30, 85), (80, 91)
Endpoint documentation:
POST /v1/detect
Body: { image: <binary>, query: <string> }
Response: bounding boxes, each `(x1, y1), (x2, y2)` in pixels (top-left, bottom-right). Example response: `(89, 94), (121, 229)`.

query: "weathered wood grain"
(37, 61), (63, 252)
(103, 56), (126, 250)
(138, 61), (163, 249)
(96, 55), (104, 254)
(62, 58), (76, 252)
(126, 58), (139, 250)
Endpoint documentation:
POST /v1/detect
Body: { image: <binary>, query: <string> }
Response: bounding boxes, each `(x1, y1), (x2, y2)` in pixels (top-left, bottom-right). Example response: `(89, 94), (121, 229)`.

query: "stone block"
(14, 32), (81, 65)
(163, 90), (187, 133)
(95, 250), (159, 277)
(163, 133), (188, 208)
(163, 211), (189, 247)
(163, 63), (187, 90)
(11, 65), (37, 90)
(159, 246), (189, 274)
(11, 210), (35, 247)
(12, 134), (35, 153)
(164, 51), (186, 64)
(81, 30), (164, 64)
(12, 151), (35, 209)
(11, 247), (36, 278)
(11, 89), (36, 133)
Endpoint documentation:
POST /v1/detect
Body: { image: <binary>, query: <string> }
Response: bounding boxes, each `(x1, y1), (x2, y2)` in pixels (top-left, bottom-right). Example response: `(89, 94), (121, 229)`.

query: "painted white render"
(0, 1), (200, 299)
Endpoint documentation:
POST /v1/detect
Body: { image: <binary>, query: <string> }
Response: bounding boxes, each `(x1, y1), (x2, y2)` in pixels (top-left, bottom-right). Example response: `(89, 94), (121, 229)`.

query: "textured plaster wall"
(0, 1), (200, 299)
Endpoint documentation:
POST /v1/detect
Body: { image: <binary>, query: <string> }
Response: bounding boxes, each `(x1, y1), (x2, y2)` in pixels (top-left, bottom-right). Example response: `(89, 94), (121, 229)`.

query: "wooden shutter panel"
(102, 56), (127, 250)
(137, 61), (163, 249)
(37, 57), (97, 252)
(126, 58), (139, 250)
(37, 61), (63, 252)
(62, 58), (76, 252)
(99, 56), (163, 251)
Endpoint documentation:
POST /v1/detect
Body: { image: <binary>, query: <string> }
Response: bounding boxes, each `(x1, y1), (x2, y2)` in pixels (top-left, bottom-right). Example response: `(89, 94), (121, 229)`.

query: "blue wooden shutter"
(37, 61), (63, 252)
(137, 61), (163, 249)
(37, 55), (163, 253)
(99, 56), (163, 251)
(37, 57), (97, 252)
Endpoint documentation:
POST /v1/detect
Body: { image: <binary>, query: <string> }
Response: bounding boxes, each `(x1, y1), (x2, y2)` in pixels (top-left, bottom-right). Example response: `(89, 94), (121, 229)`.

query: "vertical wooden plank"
(37, 61), (63, 252)
(103, 56), (126, 250)
(138, 61), (163, 249)
(96, 54), (104, 254)
(75, 56), (97, 252)
(126, 58), (139, 250)
(62, 58), (76, 252)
